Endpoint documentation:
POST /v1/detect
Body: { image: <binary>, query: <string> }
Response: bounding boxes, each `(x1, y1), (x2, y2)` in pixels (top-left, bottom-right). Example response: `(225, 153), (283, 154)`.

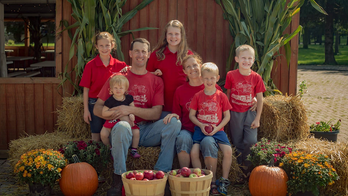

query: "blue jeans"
(110, 118), (181, 175)
(88, 98), (105, 133)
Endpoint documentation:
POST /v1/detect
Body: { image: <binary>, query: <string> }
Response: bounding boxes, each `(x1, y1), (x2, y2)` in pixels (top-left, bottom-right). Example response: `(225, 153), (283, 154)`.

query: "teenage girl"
(100, 75), (140, 158)
(147, 20), (193, 117)
(79, 32), (127, 142)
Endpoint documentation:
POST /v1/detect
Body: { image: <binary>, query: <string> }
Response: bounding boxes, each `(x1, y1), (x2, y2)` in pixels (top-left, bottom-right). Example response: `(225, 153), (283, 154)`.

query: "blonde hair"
(109, 75), (129, 95)
(182, 53), (202, 70)
(94, 31), (116, 50)
(201, 62), (219, 76)
(153, 20), (189, 65)
(235, 44), (255, 57)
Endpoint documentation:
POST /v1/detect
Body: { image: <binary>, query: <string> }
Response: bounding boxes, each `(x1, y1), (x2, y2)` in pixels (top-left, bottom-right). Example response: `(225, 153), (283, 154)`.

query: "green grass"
(298, 44), (348, 65)
(6, 43), (55, 47)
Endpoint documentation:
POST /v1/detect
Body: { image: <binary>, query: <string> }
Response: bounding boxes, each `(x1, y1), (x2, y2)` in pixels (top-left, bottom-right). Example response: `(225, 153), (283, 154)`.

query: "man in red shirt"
(93, 38), (181, 196)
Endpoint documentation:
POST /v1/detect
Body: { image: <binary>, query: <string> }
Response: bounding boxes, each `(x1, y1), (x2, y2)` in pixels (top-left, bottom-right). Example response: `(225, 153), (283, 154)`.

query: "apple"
(135, 172), (144, 180)
(177, 169), (182, 174)
(155, 171), (165, 179)
(144, 170), (154, 180)
(201, 170), (205, 175)
(180, 167), (191, 177)
(133, 170), (138, 174)
(126, 171), (135, 179)
(204, 124), (213, 133)
(199, 174), (205, 177)
(189, 173), (198, 178)
(193, 168), (201, 176)
(175, 174), (183, 178)
(143, 178), (149, 181)
(169, 170), (177, 176)
(130, 177), (136, 180)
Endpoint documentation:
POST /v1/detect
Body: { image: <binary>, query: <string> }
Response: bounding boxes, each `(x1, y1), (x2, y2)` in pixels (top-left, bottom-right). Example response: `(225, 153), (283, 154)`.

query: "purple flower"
(95, 149), (100, 156)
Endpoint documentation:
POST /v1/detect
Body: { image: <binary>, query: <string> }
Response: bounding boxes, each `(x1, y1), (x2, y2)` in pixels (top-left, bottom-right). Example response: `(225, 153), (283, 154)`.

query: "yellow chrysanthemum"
(279, 162), (284, 167)
(304, 163), (310, 168)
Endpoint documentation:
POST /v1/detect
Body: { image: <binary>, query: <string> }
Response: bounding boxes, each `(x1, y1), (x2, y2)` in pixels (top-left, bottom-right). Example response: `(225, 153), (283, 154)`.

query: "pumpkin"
(248, 164), (288, 196)
(59, 161), (98, 196)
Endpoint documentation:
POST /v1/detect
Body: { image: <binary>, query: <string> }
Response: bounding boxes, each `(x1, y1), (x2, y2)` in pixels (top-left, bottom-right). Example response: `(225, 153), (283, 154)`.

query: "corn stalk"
(216, 0), (326, 95)
(58, 0), (156, 95)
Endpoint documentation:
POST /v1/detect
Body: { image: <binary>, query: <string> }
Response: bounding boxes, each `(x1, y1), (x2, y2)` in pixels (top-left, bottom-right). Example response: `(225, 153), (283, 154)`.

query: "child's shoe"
(216, 177), (231, 196)
(130, 148), (141, 158)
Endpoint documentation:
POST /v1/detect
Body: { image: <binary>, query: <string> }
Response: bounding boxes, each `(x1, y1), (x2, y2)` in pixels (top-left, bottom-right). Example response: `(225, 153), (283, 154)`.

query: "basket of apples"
(121, 170), (168, 196)
(167, 167), (213, 196)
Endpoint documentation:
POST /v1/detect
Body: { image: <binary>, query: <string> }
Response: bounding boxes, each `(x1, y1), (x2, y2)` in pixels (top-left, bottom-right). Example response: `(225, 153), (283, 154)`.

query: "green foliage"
(59, 140), (110, 174)
(298, 44), (348, 65)
(6, 39), (15, 45)
(310, 119), (341, 132)
(247, 138), (293, 167)
(215, 0), (326, 95)
(59, 0), (156, 94)
(298, 80), (307, 97)
(280, 151), (339, 195)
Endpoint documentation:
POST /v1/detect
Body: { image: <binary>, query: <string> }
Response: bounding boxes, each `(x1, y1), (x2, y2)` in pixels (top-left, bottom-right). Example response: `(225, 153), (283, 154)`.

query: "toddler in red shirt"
(189, 62), (232, 195)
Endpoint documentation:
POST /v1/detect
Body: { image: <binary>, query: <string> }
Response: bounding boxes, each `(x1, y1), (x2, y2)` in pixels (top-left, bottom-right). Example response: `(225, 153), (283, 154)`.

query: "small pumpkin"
(248, 160), (288, 196)
(59, 155), (98, 196)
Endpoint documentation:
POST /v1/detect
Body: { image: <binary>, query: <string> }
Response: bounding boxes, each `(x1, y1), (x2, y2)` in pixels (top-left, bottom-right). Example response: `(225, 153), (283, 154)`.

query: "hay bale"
(8, 132), (81, 167)
(56, 96), (90, 139)
(293, 138), (348, 196)
(259, 95), (309, 142)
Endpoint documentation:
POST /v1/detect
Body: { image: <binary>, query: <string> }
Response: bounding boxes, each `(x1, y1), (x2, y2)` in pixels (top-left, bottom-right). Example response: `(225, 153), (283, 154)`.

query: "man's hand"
(163, 113), (179, 124)
(108, 105), (131, 120)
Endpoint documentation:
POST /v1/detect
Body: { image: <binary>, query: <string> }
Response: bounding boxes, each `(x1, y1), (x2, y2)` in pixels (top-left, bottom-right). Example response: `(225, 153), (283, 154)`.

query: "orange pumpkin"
(59, 162), (98, 196)
(248, 165), (288, 196)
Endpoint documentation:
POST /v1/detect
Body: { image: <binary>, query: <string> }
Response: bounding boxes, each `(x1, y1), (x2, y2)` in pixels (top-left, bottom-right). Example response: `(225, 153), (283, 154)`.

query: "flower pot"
(28, 183), (51, 196)
(310, 130), (339, 142)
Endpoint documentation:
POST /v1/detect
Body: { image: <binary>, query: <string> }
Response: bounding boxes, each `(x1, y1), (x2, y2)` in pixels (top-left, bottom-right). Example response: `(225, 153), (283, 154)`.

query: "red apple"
(155, 171), (165, 179)
(133, 170), (138, 174)
(142, 178), (149, 181)
(189, 173), (198, 178)
(177, 169), (182, 174)
(130, 177), (136, 180)
(144, 170), (154, 180)
(199, 174), (205, 177)
(135, 172), (144, 180)
(175, 174), (183, 178)
(169, 170), (177, 176)
(126, 171), (135, 179)
(193, 168), (201, 176)
(180, 167), (191, 177)
(204, 124), (213, 133)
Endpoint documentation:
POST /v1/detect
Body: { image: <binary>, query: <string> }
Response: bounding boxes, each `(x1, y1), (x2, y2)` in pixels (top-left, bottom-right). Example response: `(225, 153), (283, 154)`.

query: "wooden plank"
(139, 0), (149, 41)
(15, 84), (26, 135)
(120, 0), (131, 64)
(55, 0), (63, 77)
(215, 3), (225, 78)
(62, 1), (73, 96)
(0, 150), (8, 158)
(6, 84), (17, 142)
(130, 0), (141, 40)
(25, 84), (35, 135)
(53, 83), (63, 130)
(168, 0), (176, 21)
(205, 0), (215, 63)
(0, 77), (60, 84)
(34, 84), (44, 134)
(279, 46), (289, 94)
(196, 0), (205, 61)
(147, 0), (158, 51)
(158, 0), (168, 45)
(289, 11), (300, 96)
(43, 84), (54, 132)
(0, 84), (7, 150)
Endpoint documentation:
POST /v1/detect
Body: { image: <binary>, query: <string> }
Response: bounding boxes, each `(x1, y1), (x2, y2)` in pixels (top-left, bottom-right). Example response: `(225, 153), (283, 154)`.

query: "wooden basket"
(168, 169), (213, 196)
(121, 170), (168, 196)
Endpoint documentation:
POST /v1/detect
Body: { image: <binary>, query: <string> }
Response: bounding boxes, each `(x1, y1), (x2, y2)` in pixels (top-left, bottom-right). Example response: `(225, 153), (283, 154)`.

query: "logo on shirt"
(129, 84), (148, 106)
(197, 100), (219, 123)
(231, 81), (253, 105)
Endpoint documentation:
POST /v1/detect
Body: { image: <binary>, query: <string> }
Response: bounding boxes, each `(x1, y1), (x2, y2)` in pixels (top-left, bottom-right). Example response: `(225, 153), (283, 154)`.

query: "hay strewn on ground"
(8, 132), (82, 167)
(293, 138), (348, 196)
(56, 96), (90, 139)
(259, 95), (309, 142)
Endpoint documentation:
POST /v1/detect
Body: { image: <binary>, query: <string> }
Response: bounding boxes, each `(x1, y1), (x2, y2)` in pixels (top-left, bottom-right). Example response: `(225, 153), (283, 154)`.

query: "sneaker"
(130, 150), (141, 158)
(216, 177), (231, 196)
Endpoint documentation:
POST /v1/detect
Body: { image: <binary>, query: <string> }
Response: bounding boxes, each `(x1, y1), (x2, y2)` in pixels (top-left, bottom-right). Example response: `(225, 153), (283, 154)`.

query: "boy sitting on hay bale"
(94, 38), (181, 196)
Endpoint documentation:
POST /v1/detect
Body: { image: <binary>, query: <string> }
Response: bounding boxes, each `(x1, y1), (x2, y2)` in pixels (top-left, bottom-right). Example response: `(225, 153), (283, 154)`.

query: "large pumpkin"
(248, 165), (288, 196)
(59, 162), (98, 196)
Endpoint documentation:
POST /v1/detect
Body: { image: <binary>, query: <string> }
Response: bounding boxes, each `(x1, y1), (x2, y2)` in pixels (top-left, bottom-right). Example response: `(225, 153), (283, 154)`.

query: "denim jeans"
(110, 118), (181, 175)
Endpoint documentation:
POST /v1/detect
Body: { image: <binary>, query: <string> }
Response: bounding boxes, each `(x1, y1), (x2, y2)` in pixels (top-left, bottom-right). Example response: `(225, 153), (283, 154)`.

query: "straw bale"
(56, 96), (90, 139)
(8, 132), (81, 167)
(293, 138), (348, 196)
(259, 95), (309, 142)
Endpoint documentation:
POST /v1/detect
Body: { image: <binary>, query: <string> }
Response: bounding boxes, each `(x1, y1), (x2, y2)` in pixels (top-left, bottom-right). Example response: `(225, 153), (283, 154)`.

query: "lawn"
(298, 44), (348, 65)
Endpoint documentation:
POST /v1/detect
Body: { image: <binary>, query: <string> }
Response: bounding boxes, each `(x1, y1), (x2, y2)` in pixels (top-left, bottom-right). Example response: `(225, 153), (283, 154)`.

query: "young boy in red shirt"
(189, 62), (232, 195)
(224, 44), (266, 168)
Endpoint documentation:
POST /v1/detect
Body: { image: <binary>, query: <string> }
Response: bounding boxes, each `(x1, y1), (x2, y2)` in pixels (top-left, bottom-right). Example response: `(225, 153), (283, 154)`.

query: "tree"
(324, 0), (337, 64)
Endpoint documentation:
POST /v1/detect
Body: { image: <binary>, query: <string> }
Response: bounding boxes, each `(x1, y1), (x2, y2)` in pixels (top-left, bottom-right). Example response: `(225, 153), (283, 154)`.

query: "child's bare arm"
(251, 92), (263, 129)
(226, 89), (231, 102)
(189, 109), (209, 135)
(209, 110), (230, 136)
(83, 87), (91, 124)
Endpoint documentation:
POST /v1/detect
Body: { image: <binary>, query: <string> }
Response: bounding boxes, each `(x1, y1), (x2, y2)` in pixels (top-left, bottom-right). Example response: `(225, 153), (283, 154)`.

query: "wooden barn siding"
(0, 78), (62, 150)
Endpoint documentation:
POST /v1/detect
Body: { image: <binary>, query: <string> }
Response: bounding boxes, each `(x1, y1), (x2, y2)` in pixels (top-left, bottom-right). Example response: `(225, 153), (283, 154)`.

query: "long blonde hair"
(153, 20), (189, 65)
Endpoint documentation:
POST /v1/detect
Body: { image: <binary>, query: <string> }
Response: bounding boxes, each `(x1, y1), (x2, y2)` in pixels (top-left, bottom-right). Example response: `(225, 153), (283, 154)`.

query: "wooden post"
(0, 3), (7, 77)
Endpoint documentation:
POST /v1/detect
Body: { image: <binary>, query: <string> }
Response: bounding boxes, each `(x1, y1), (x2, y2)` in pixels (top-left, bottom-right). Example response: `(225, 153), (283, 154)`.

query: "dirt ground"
(297, 65), (348, 142)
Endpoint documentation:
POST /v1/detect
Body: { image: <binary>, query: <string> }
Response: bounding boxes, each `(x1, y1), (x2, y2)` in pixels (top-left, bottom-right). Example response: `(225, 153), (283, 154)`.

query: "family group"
(79, 20), (266, 196)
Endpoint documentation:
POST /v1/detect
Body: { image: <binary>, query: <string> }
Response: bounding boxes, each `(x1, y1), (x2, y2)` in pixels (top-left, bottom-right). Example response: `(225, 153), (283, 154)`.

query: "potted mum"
(247, 138), (293, 167)
(280, 151), (339, 196)
(310, 119), (341, 142)
(58, 140), (110, 174)
(14, 149), (67, 196)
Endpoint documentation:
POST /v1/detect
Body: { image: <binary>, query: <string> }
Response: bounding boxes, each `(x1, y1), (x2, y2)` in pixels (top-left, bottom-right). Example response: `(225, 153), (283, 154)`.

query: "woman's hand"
(154, 69), (163, 76)
(120, 66), (131, 73)
(163, 113), (179, 124)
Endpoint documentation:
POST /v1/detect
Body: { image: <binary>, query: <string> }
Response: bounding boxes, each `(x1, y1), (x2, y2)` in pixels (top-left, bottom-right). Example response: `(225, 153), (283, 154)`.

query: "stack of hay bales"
(259, 95), (309, 142)
(294, 138), (348, 196)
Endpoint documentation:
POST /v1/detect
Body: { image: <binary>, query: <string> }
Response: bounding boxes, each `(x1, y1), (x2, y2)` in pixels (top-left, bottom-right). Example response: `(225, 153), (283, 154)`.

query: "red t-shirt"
(147, 47), (193, 112)
(98, 70), (164, 123)
(190, 90), (232, 131)
(173, 83), (222, 133)
(79, 54), (127, 98)
(224, 70), (266, 113)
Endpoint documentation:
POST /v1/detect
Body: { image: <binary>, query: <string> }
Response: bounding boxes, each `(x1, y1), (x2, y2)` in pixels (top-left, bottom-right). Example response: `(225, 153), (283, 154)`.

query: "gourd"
(59, 155), (98, 196)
